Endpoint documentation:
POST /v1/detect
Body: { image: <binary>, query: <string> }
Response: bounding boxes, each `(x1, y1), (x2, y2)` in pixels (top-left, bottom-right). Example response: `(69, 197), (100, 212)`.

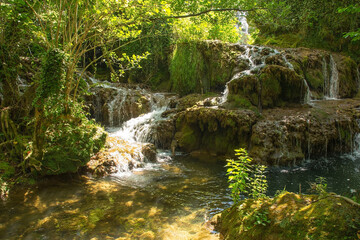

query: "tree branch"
(150, 8), (264, 20)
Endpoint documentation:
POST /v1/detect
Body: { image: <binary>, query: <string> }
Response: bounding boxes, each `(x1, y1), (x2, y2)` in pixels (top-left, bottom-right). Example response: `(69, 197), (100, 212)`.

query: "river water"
(0, 151), (359, 239)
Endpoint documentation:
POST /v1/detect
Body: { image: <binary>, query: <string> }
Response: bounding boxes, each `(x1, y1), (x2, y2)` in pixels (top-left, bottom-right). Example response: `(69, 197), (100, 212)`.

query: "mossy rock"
(336, 55), (359, 98)
(174, 107), (257, 155)
(215, 192), (360, 240)
(170, 40), (238, 96)
(227, 75), (260, 108)
(259, 65), (305, 108)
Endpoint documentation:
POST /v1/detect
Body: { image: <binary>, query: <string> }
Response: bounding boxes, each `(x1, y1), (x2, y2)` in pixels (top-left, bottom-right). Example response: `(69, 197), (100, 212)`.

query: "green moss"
(259, 70), (281, 108)
(176, 124), (199, 152)
(227, 95), (254, 109)
(305, 69), (324, 91)
(170, 43), (205, 96)
(217, 192), (360, 240)
(338, 56), (359, 98)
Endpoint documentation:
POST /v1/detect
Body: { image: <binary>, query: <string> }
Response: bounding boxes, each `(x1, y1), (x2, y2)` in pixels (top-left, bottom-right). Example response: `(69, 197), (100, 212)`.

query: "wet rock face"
(143, 119), (175, 149)
(250, 110), (358, 165)
(172, 99), (360, 165)
(86, 86), (152, 127)
(173, 107), (258, 155)
(283, 48), (359, 99)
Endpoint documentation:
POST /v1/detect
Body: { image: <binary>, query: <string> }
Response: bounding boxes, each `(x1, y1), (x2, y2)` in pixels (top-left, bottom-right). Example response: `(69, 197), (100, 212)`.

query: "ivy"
(35, 48), (67, 104)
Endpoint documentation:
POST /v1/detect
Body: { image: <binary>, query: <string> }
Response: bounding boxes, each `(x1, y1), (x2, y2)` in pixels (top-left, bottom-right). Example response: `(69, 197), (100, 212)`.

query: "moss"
(176, 124), (199, 152)
(227, 75), (260, 109)
(170, 43), (205, 96)
(170, 41), (238, 96)
(216, 192), (360, 240)
(305, 69), (324, 91)
(260, 65), (305, 108)
(338, 56), (359, 98)
(259, 69), (281, 108)
(174, 107), (257, 156)
(227, 95), (254, 110)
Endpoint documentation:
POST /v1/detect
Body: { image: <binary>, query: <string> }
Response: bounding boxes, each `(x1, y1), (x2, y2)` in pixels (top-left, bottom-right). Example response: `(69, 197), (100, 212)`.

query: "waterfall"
(220, 45), (298, 105)
(303, 79), (311, 104)
(87, 76), (177, 174)
(329, 55), (339, 99)
(322, 57), (329, 97)
(353, 120), (360, 157)
(323, 55), (339, 99)
(236, 12), (249, 35)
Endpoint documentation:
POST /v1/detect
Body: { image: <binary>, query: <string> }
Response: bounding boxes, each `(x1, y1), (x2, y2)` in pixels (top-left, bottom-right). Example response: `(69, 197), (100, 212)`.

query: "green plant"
(309, 176), (327, 194)
(252, 209), (271, 226)
(249, 164), (268, 199)
(226, 148), (268, 203)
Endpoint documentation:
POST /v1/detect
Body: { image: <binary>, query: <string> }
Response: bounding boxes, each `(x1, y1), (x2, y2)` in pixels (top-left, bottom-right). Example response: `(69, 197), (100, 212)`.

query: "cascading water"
(220, 45), (312, 105)
(88, 76), (177, 174)
(236, 12), (249, 35)
(323, 55), (339, 99)
(329, 55), (339, 99)
(88, 77), (158, 127)
(353, 119), (360, 157)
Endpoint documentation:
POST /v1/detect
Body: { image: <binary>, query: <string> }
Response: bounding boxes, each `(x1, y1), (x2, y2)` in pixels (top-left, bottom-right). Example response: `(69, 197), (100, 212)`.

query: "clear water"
(0, 152), (359, 239)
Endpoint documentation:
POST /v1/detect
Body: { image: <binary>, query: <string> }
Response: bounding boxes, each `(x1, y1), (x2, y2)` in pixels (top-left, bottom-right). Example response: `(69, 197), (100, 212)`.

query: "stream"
(0, 151), (359, 239)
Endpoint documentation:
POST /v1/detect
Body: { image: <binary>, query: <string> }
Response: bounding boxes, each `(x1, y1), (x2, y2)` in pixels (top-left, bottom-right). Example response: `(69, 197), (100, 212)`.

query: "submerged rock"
(212, 192), (360, 240)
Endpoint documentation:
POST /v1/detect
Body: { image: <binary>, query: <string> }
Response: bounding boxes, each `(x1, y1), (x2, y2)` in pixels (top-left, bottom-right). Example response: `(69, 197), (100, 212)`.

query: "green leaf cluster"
(226, 148), (268, 203)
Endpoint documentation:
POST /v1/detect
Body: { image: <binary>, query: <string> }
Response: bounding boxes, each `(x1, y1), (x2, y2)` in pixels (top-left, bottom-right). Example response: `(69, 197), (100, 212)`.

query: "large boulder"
(213, 192), (360, 240)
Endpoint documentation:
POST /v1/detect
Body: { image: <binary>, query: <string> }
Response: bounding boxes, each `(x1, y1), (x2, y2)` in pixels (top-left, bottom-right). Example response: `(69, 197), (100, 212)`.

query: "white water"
(329, 55), (339, 99)
(323, 55), (339, 100)
(220, 45), (309, 104)
(105, 90), (174, 174)
(237, 12), (249, 35)
(303, 79), (312, 105)
(87, 75), (177, 174)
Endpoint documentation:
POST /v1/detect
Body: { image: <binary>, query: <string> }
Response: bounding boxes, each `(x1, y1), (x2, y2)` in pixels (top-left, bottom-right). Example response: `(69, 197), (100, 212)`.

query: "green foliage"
(252, 209), (271, 226)
(226, 148), (268, 203)
(38, 100), (107, 175)
(249, 164), (268, 199)
(309, 176), (328, 195)
(249, 0), (360, 58)
(41, 120), (106, 175)
(338, 4), (360, 41)
(170, 43), (204, 96)
(36, 49), (67, 102)
(172, 15), (240, 43)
